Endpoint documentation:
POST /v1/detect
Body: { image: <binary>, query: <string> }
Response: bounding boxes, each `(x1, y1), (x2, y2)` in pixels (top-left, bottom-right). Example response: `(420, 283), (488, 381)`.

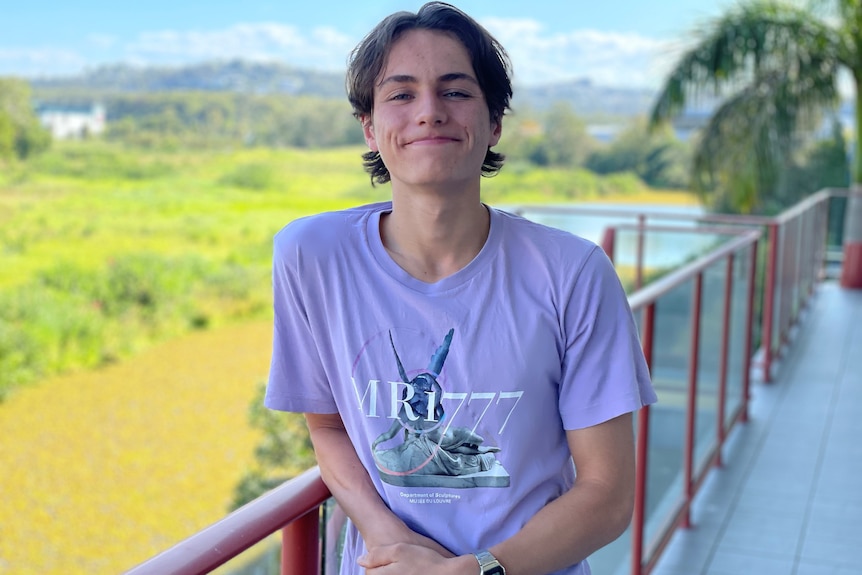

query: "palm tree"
(649, 0), (862, 288)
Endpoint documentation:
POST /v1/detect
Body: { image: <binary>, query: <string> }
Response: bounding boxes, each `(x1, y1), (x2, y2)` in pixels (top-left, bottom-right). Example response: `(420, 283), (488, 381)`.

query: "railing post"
(631, 303), (655, 575)
(716, 255), (734, 468)
(816, 196), (829, 283)
(683, 273), (703, 528)
(761, 223), (778, 382)
(741, 240), (759, 423)
(281, 508), (321, 575)
(805, 206), (818, 291)
(600, 226), (616, 265)
(636, 214), (646, 290)
(779, 220), (792, 346)
(792, 215), (803, 326)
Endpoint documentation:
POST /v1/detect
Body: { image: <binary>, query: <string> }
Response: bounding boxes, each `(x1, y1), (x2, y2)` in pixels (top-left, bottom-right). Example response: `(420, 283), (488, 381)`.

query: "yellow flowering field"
(0, 320), (273, 574)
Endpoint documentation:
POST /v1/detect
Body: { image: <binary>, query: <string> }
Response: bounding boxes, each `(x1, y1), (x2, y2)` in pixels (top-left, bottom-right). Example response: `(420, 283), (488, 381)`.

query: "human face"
(361, 29), (502, 192)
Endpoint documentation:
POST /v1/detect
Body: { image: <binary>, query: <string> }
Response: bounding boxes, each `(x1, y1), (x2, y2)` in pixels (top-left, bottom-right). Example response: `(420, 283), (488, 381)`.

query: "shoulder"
(492, 207), (607, 277)
(273, 201), (389, 260)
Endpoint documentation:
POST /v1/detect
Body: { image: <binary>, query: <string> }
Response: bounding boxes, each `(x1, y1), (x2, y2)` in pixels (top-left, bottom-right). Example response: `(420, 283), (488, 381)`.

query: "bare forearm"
(307, 412), (635, 575)
(307, 421), (404, 545)
(358, 478), (632, 575)
(304, 413), (453, 556)
(490, 478), (632, 575)
(491, 414), (636, 575)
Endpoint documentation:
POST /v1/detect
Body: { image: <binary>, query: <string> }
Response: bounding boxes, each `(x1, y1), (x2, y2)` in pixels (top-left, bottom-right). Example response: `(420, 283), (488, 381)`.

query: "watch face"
(486, 566), (505, 575)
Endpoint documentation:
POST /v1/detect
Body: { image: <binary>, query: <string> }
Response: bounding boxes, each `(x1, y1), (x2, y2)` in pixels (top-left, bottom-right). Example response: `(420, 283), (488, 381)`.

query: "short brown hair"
(346, 1), (513, 184)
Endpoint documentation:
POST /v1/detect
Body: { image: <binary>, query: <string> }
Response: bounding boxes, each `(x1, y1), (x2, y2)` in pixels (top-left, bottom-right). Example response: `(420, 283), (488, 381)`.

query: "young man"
(265, 3), (656, 574)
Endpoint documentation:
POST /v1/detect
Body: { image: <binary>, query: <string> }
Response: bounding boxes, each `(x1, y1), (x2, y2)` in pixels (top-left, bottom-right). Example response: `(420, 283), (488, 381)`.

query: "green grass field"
(0, 141), (697, 398)
(0, 142), (699, 574)
(1, 144), (387, 397)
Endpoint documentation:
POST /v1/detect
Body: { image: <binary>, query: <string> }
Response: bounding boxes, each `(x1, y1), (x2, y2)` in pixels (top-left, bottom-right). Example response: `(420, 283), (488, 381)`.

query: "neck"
(381, 188), (489, 283)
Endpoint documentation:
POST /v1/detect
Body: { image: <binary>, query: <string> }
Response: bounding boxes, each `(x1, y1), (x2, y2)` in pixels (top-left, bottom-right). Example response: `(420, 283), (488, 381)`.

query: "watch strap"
(474, 549), (506, 575)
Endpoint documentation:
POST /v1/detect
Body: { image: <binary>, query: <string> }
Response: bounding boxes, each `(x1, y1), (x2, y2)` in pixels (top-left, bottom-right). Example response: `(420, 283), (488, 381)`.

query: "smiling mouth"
(409, 136), (459, 145)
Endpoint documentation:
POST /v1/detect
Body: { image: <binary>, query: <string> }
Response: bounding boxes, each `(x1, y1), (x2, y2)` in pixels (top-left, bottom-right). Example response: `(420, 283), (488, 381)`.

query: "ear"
(361, 114), (379, 152)
(489, 116), (503, 148)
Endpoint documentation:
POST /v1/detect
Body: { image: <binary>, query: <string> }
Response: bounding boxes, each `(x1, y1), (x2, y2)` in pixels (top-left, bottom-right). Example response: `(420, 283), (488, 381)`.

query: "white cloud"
(0, 48), (87, 77)
(124, 22), (354, 70)
(481, 17), (676, 88)
(0, 18), (690, 89)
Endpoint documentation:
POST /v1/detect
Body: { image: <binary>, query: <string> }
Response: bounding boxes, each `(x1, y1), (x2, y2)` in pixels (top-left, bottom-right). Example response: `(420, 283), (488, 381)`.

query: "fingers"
(357, 543), (447, 574)
(357, 544), (403, 569)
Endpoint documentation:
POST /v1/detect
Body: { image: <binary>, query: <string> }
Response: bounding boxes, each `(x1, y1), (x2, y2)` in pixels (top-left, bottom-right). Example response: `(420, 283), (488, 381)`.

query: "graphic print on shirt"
(364, 328), (510, 489)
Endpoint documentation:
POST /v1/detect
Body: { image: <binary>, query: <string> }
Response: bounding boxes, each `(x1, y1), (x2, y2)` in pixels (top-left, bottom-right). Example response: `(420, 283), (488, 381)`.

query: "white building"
(38, 103), (106, 140)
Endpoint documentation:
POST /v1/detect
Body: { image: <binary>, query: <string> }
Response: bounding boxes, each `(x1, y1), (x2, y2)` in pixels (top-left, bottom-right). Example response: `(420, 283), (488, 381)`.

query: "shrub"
(0, 285), (107, 396)
(30, 143), (174, 180)
(231, 383), (315, 509)
(0, 253), (270, 397)
(218, 162), (278, 190)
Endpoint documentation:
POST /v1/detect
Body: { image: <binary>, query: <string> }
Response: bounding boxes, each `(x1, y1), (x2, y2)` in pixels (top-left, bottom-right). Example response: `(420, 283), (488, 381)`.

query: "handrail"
(626, 229), (761, 311)
(528, 189), (844, 382)
(125, 466), (330, 575)
(126, 189), (843, 575)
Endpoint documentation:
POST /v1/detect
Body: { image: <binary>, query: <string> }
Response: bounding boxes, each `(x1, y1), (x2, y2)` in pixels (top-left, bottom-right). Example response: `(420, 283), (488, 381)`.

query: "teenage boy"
(265, 3), (656, 574)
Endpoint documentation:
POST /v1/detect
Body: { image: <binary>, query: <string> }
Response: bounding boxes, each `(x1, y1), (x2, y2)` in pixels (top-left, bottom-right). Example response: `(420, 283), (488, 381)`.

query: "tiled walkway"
(651, 281), (862, 575)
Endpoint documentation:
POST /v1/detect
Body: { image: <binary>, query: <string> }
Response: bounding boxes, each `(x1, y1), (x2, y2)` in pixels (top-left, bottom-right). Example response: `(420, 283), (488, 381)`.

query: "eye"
(443, 90), (471, 99)
(388, 92), (413, 101)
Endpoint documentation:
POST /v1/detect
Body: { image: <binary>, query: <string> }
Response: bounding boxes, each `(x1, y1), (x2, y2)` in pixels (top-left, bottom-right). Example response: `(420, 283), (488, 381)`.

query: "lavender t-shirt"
(265, 202), (656, 574)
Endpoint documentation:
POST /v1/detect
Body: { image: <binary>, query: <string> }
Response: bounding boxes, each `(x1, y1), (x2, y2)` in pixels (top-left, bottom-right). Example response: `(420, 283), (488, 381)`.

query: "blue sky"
(0, 0), (737, 88)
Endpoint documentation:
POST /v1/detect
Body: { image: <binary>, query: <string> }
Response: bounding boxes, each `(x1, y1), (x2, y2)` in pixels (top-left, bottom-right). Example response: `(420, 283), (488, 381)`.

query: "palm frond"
(690, 64), (840, 211)
(650, 0), (843, 126)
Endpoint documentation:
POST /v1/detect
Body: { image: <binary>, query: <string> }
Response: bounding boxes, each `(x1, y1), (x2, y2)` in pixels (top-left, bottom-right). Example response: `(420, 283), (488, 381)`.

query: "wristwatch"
(474, 550), (506, 575)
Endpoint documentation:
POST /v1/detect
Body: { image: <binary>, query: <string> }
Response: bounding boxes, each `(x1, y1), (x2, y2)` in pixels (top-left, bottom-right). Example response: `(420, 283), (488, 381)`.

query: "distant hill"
(514, 78), (656, 117)
(32, 60), (348, 99)
(30, 59), (658, 118)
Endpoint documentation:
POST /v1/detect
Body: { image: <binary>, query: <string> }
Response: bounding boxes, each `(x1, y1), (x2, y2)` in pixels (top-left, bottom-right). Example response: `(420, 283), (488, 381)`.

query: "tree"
(500, 103), (595, 168)
(649, 0), (862, 287)
(0, 78), (51, 160)
(781, 119), (851, 208)
(231, 383), (315, 509)
(0, 112), (14, 158)
(585, 117), (691, 189)
(540, 102), (595, 167)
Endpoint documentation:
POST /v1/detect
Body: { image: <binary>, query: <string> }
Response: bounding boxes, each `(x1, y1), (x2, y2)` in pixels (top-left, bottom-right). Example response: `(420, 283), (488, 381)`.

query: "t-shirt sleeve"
(558, 246), (656, 430)
(264, 225), (338, 414)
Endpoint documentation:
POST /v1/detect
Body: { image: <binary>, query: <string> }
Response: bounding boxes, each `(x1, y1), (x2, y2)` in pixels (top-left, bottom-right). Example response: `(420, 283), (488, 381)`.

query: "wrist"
(357, 514), (412, 549)
(473, 549), (506, 575)
(450, 554), (483, 575)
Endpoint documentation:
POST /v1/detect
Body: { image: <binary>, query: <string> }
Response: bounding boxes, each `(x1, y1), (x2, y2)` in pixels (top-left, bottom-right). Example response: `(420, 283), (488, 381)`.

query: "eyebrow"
(377, 72), (480, 87)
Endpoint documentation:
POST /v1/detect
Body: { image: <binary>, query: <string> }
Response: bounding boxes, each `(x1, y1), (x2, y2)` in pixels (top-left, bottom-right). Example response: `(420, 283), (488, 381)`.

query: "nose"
(415, 93), (446, 125)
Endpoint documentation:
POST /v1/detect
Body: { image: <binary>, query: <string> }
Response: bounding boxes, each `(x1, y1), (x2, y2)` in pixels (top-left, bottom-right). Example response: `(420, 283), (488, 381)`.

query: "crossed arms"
(303, 410), (635, 575)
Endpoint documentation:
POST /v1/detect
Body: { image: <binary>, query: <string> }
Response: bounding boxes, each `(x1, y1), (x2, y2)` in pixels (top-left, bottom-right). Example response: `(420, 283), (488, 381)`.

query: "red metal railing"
(623, 226), (761, 574)
(559, 188), (842, 382)
(126, 189), (843, 575)
(126, 467), (329, 575)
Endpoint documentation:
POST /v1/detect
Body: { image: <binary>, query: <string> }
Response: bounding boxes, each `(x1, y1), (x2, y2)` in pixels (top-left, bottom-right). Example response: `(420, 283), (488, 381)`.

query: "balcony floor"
(651, 281), (862, 575)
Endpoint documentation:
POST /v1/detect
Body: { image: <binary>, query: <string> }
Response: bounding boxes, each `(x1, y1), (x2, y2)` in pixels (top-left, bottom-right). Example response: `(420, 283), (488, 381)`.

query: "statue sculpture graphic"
(372, 329), (509, 488)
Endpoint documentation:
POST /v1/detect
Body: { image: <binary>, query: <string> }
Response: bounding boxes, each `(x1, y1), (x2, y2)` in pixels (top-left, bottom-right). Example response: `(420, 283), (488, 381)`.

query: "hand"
(362, 521), (456, 559)
(358, 544), (474, 575)
(399, 529), (457, 558)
